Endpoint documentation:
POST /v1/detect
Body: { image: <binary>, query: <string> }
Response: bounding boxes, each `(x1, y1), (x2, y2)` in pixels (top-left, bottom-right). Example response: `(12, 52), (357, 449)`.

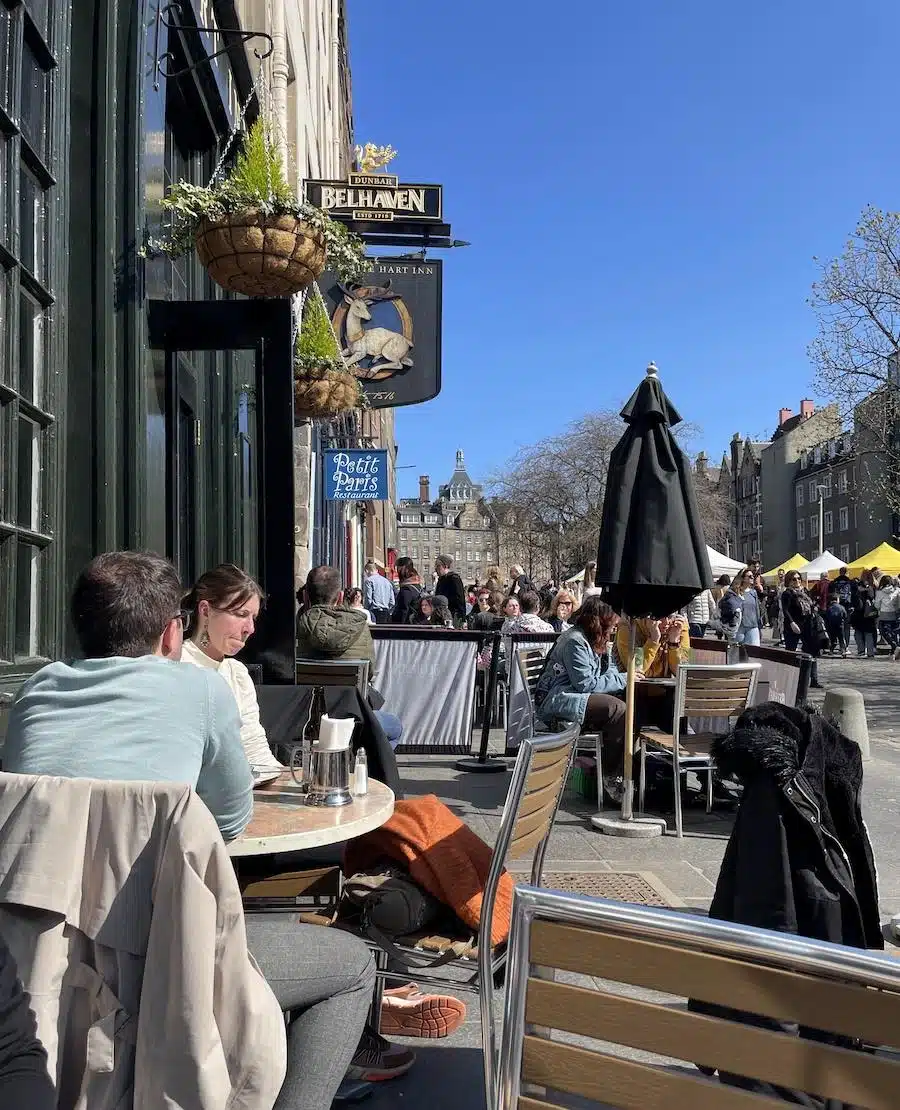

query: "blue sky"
(349, 1), (899, 500)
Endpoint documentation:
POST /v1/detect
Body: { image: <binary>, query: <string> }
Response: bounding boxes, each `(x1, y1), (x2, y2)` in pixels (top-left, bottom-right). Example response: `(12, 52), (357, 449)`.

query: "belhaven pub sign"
(306, 173), (442, 225)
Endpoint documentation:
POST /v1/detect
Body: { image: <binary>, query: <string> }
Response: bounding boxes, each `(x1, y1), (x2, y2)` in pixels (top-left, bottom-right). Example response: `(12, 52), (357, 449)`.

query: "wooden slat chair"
(515, 648), (609, 810)
(637, 662), (759, 837)
(368, 725), (579, 1110)
(516, 648), (550, 736)
(497, 884), (900, 1110)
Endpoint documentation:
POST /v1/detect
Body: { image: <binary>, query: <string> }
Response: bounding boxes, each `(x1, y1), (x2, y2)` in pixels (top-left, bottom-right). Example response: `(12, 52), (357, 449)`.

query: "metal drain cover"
(538, 871), (683, 908)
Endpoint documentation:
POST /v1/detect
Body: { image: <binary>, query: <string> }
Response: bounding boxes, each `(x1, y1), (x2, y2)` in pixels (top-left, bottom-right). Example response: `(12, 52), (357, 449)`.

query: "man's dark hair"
(70, 551), (182, 658)
(716, 574), (731, 586)
(306, 565), (342, 606)
(436, 554), (453, 569)
(395, 556), (412, 571)
(518, 589), (541, 614)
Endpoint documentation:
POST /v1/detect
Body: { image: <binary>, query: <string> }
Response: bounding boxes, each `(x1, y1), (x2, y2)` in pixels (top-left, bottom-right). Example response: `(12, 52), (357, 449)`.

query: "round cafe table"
(228, 772), (395, 858)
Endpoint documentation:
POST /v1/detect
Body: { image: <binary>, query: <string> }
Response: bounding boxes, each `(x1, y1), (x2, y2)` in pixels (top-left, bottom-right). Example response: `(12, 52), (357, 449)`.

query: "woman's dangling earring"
(199, 621), (210, 648)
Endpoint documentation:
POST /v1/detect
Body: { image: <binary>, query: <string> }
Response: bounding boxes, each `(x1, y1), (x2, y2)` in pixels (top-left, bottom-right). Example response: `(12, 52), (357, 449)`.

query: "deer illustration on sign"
(337, 281), (414, 380)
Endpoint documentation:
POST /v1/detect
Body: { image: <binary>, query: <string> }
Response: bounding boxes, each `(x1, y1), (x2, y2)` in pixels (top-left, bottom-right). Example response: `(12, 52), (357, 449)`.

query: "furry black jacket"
(709, 702), (882, 951)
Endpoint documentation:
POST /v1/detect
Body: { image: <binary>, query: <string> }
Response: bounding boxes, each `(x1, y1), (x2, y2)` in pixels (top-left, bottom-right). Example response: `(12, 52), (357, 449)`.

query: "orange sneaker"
(379, 990), (467, 1039)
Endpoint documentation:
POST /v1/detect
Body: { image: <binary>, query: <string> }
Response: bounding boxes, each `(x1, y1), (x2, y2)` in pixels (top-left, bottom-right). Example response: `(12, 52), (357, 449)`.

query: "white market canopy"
(706, 545), (744, 580)
(797, 550), (844, 578)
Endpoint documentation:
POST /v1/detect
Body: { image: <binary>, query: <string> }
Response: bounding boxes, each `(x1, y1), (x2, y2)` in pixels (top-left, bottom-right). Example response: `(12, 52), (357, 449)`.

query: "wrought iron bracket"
(154, 2), (273, 88)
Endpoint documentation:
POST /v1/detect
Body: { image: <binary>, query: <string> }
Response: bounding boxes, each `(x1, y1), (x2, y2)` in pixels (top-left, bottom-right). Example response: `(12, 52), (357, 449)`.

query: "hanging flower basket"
(146, 120), (367, 292)
(195, 210), (327, 298)
(294, 365), (363, 420)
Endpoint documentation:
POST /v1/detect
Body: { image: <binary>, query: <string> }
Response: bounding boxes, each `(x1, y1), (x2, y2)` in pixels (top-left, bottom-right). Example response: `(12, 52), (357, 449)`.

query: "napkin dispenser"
(306, 715), (355, 807)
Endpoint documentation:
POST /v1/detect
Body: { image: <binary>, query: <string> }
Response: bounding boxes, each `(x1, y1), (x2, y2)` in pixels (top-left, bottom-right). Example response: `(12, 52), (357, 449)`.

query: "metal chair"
(515, 647), (607, 809)
(515, 648), (549, 736)
(497, 883), (900, 1110)
(367, 724), (579, 1110)
(637, 662), (760, 837)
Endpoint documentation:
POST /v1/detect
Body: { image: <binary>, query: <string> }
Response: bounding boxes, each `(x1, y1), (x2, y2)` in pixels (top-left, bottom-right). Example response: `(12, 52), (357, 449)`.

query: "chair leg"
(673, 753), (683, 838)
(594, 734), (603, 811)
(706, 760), (714, 815)
(638, 738), (646, 814)
(369, 946), (388, 1033)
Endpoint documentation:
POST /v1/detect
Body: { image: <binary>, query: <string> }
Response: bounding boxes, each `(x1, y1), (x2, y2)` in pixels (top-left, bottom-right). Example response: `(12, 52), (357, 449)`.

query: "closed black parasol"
(595, 363), (710, 618)
(592, 363), (711, 832)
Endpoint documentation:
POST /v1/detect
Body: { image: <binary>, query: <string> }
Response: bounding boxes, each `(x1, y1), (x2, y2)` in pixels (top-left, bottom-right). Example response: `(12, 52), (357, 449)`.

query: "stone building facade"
(396, 451), (499, 584)
(792, 433), (858, 563)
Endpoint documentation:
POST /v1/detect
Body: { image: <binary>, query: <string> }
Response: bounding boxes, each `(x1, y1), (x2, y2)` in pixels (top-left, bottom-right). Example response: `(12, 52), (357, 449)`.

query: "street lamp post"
(817, 485), (826, 557)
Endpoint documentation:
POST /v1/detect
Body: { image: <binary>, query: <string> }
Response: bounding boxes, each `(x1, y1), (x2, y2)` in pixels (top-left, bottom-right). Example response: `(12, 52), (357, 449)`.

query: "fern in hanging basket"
(149, 120), (367, 297)
(294, 291), (365, 420)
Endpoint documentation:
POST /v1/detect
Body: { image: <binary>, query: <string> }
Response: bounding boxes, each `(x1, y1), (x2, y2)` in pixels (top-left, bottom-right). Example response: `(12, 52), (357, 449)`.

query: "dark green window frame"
(0, 0), (68, 677)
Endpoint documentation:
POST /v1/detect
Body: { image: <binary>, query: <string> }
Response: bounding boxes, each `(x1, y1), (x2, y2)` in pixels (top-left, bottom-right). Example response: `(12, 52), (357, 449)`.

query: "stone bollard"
(822, 687), (871, 762)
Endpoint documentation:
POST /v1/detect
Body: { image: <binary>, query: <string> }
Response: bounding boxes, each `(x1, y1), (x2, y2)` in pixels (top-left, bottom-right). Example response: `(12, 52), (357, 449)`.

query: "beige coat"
(0, 773), (286, 1109)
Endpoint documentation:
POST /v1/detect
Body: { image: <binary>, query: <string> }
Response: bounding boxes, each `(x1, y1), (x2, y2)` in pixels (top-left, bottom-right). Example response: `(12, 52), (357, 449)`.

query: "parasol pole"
(591, 617), (665, 838)
(621, 620), (637, 822)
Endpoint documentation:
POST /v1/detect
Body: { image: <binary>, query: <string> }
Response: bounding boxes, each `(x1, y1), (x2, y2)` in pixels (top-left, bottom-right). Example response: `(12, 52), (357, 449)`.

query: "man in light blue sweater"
(4, 550), (253, 841)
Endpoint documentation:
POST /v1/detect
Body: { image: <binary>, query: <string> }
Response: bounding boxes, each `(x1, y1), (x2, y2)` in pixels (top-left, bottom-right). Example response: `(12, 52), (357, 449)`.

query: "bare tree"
(487, 410), (623, 582)
(809, 206), (900, 522)
(691, 467), (731, 551)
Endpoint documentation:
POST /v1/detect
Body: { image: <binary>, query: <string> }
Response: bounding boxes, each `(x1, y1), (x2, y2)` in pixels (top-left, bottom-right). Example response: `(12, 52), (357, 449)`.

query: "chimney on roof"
(778, 407), (793, 426)
(800, 399), (815, 419)
(419, 475), (430, 504)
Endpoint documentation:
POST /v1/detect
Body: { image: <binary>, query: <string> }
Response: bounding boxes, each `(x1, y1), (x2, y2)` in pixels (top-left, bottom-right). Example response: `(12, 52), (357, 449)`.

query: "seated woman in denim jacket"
(533, 596), (633, 802)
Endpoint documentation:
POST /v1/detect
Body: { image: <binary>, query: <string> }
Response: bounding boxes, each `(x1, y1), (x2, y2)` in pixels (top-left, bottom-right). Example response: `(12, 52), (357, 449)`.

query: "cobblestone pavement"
(362, 651), (900, 1108)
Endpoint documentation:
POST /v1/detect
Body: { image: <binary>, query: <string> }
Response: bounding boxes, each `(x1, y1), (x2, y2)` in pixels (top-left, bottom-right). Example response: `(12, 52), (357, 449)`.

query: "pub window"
(0, 1), (60, 666)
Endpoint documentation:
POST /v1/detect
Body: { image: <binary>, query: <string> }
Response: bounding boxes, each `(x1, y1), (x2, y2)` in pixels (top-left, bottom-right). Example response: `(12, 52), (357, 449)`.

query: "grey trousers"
(245, 915), (375, 1110)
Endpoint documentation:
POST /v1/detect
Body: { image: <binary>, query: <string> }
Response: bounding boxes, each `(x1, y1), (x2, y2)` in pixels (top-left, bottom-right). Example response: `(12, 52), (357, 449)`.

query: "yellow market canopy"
(762, 553), (807, 581)
(827, 541), (900, 580)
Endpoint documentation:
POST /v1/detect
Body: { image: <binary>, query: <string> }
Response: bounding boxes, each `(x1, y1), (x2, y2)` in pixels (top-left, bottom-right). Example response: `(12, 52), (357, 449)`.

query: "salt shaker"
(353, 748), (368, 796)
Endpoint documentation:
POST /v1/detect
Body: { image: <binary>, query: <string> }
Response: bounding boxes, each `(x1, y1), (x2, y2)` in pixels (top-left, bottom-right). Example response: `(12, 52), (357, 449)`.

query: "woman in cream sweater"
(181, 564), (284, 779)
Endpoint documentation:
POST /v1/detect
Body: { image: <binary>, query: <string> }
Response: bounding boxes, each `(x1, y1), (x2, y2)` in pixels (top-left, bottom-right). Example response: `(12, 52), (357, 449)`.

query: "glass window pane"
(23, 1), (49, 44)
(19, 164), (47, 282)
(14, 541), (40, 658)
(20, 38), (48, 159)
(18, 291), (44, 403)
(16, 415), (39, 529)
(0, 8), (10, 117)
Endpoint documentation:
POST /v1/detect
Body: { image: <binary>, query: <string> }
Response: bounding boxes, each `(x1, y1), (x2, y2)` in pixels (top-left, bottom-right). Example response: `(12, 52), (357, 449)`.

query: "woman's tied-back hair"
(183, 563), (264, 637)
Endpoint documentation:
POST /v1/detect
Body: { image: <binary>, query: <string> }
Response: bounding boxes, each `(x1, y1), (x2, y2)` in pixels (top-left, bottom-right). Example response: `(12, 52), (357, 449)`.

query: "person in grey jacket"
(533, 595), (632, 801)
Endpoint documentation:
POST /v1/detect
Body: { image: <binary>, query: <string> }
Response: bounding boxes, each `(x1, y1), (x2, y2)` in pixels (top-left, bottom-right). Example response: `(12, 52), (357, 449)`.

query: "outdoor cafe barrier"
(371, 627), (480, 754)
(368, 626), (812, 761)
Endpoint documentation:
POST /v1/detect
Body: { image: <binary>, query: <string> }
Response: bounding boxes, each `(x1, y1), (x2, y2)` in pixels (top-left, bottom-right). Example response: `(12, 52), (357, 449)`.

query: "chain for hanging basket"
(194, 58), (327, 298)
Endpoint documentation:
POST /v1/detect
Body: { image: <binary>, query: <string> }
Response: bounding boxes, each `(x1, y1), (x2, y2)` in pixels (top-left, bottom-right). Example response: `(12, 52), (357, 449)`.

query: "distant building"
(792, 432), (857, 563)
(721, 399), (843, 567)
(396, 450), (500, 583)
(729, 435), (767, 565)
(759, 400), (843, 569)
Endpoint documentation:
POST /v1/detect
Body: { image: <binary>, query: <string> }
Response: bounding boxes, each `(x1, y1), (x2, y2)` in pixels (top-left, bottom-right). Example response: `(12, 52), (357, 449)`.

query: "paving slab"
(374, 657), (900, 1109)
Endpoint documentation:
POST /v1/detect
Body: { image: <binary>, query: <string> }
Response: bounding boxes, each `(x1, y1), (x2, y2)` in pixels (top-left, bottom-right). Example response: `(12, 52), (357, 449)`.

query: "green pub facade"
(1, 0), (298, 704)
